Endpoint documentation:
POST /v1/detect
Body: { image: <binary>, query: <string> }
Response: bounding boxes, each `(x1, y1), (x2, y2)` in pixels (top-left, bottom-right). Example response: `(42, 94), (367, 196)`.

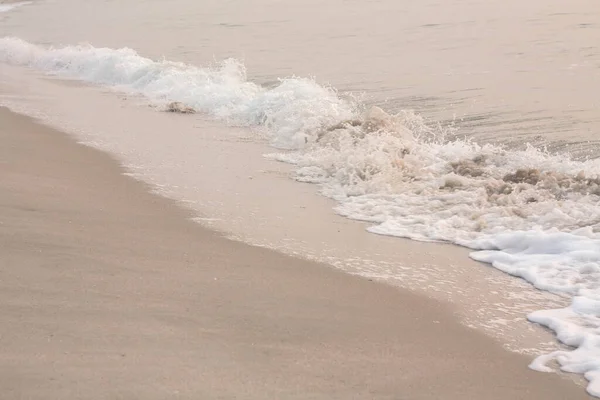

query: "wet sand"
(0, 107), (590, 399)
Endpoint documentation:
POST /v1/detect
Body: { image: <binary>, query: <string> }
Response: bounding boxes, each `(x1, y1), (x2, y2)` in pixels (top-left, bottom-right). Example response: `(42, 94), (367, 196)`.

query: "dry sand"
(0, 107), (590, 399)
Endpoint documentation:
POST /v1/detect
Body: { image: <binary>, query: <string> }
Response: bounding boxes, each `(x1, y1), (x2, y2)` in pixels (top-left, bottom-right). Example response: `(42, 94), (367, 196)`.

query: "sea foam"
(0, 2), (30, 13)
(2, 37), (600, 396)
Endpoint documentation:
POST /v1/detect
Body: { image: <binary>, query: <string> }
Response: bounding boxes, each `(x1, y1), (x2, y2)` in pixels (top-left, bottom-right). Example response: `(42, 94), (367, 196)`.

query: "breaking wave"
(2, 36), (600, 396)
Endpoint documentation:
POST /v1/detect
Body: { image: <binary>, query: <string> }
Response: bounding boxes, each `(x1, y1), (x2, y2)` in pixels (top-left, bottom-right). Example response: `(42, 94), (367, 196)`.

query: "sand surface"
(0, 107), (590, 399)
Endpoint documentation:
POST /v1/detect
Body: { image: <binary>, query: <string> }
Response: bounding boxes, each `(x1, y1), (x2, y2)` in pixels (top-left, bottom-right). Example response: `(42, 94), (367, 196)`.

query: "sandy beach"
(0, 107), (590, 399)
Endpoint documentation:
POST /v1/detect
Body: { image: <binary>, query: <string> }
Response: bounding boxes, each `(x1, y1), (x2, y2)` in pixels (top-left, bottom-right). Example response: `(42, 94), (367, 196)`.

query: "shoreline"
(0, 65), (567, 358)
(0, 107), (590, 398)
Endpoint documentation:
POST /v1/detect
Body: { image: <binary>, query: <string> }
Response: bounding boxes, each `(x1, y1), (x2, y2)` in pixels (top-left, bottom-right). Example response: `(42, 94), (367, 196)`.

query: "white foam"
(467, 231), (600, 395)
(2, 37), (600, 395)
(0, 37), (356, 149)
(0, 2), (30, 13)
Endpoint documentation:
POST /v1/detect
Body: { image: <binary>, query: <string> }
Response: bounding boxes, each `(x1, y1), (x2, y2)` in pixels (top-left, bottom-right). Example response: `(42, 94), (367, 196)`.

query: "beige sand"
(0, 107), (590, 399)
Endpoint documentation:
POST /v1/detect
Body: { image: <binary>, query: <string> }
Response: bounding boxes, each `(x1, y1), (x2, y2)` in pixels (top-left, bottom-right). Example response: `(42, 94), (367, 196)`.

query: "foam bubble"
(2, 37), (600, 395)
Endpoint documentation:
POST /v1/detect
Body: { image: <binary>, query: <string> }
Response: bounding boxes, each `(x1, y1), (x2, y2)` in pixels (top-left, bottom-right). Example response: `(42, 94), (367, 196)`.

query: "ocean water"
(1, 0), (600, 395)
(0, 2), (28, 13)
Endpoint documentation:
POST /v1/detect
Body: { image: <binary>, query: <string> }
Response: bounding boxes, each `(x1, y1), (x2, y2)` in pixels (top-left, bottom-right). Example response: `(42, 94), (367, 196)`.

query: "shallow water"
(3, 0), (600, 154)
(1, 0), (600, 395)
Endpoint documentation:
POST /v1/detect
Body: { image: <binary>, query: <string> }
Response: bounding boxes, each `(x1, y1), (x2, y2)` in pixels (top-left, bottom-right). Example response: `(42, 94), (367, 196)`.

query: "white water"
(0, 2), (29, 13)
(2, 37), (600, 395)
